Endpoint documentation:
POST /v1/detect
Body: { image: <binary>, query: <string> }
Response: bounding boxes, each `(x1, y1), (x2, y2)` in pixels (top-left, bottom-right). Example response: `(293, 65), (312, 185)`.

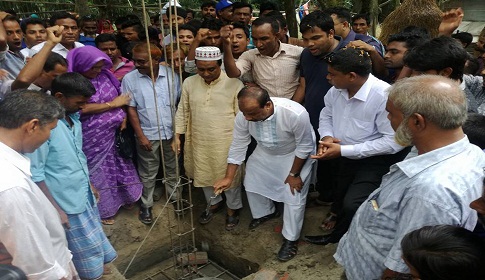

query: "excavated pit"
(105, 185), (344, 280)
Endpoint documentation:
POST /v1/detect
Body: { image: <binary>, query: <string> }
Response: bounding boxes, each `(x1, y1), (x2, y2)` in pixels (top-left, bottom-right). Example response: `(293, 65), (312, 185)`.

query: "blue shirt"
(0, 48), (25, 79)
(342, 30), (384, 57)
(299, 36), (346, 134)
(27, 113), (93, 214)
(123, 65), (181, 140)
(334, 137), (485, 279)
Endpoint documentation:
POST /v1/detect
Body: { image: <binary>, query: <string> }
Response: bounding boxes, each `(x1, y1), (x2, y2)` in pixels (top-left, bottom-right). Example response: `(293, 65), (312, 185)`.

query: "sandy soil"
(102, 184), (344, 280)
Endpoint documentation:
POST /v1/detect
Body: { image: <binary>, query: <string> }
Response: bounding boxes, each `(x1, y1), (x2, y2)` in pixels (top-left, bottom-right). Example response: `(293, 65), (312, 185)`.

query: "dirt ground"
(102, 184), (344, 280)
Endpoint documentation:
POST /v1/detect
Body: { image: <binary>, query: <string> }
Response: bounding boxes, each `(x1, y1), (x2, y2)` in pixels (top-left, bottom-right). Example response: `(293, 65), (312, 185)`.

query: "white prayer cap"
(195, 46), (222, 61)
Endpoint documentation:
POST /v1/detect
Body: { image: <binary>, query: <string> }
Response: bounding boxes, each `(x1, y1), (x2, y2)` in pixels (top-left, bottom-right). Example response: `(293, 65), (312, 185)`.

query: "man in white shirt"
(214, 86), (315, 261)
(0, 89), (77, 279)
(31, 12), (84, 58)
(20, 17), (47, 59)
(304, 47), (408, 246)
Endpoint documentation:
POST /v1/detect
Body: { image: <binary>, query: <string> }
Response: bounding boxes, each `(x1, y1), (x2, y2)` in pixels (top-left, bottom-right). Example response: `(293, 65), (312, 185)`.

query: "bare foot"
(319, 212), (337, 231)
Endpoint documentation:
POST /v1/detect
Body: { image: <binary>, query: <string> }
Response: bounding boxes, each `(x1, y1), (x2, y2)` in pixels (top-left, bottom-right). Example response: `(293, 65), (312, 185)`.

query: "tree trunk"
(75, 0), (89, 16)
(284, 0), (298, 37)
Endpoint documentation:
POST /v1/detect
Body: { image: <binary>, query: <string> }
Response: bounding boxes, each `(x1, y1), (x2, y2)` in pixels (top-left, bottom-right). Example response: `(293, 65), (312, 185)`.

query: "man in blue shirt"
(324, 7), (386, 78)
(28, 72), (117, 280)
(0, 13), (25, 79)
(335, 75), (485, 280)
(124, 42), (181, 225)
(293, 11), (345, 205)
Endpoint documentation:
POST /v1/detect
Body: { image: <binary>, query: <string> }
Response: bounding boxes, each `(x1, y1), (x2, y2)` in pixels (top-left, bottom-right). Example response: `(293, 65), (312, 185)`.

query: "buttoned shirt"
(28, 113), (93, 214)
(228, 97), (315, 205)
(235, 42), (303, 99)
(123, 65), (180, 140)
(0, 45), (25, 79)
(0, 142), (73, 279)
(31, 41), (84, 58)
(334, 137), (485, 279)
(318, 74), (403, 159)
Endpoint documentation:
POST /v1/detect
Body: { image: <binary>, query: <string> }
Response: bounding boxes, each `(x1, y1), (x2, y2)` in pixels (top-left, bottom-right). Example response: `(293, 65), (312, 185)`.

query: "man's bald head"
(388, 75), (467, 130)
(237, 86), (271, 108)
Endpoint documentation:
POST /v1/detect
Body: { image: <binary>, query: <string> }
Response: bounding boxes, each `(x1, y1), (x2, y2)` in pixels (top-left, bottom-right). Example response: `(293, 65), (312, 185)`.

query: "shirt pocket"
(346, 117), (375, 141)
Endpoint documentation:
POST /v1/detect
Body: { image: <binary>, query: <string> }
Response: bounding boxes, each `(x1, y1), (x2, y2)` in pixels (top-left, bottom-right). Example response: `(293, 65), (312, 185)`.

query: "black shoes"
(249, 210), (281, 230)
(198, 201), (224, 225)
(303, 234), (339, 245)
(277, 238), (298, 261)
(139, 207), (153, 225)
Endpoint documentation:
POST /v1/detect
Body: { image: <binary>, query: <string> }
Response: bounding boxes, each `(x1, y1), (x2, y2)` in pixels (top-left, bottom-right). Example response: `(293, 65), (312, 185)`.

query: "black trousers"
(327, 147), (410, 240)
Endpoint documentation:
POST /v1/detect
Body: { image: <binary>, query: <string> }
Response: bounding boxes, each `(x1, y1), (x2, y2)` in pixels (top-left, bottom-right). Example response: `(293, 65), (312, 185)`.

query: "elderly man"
(27, 73), (117, 279)
(124, 43), (180, 225)
(0, 90), (78, 279)
(174, 46), (244, 230)
(214, 87), (315, 261)
(221, 16), (304, 99)
(335, 75), (485, 280)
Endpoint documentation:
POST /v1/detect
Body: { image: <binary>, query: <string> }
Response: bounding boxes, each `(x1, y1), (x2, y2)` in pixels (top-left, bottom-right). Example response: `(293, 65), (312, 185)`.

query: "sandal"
(139, 207), (153, 225)
(277, 238), (298, 261)
(101, 218), (115, 225)
(319, 212), (337, 231)
(225, 209), (240, 231)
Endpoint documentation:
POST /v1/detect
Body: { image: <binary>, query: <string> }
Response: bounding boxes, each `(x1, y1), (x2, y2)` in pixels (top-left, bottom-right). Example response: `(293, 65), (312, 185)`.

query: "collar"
(61, 112), (80, 126)
(137, 65), (167, 78)
(255, 41), (286, 58)
(201, 70), (225, 85)
(0, 141), (31, 177)
(338, 74), (377, 102)
(395, 136), (470, 178)
(459, 79), (466, 91)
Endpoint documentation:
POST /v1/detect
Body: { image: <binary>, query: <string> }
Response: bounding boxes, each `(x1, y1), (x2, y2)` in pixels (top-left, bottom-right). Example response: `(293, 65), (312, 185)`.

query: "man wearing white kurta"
(215, 86), (315, 262)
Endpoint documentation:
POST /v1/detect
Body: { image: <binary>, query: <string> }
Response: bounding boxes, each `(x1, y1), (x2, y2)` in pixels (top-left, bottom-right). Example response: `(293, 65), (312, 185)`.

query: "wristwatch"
(289, 172), (300, 177)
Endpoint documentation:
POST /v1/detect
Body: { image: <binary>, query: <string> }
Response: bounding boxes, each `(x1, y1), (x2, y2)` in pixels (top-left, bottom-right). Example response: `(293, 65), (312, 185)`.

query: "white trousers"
(246, 191), (306, 241)
(201, 186), (243, 210)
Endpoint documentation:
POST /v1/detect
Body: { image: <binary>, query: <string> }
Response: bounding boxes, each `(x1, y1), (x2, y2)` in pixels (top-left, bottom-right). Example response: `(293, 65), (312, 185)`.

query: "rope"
(122, 0), (197, 276)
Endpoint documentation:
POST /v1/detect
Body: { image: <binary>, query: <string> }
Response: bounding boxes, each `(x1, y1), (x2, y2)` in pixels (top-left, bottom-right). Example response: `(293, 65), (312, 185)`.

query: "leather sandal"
(249, 210), (281, 230)
(139, 207), (153, 225)
(277, 238), (298, 261)
(225, 209), (240, 231)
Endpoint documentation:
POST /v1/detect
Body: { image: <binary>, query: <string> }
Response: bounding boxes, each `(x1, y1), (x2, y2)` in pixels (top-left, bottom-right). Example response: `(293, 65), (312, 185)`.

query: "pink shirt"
(112, 57), (135, 81)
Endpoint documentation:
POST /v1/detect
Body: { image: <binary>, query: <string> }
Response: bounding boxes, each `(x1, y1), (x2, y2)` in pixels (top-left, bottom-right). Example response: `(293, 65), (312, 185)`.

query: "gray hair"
(388, 75), (467, 129)
(0, 89), (65, 129)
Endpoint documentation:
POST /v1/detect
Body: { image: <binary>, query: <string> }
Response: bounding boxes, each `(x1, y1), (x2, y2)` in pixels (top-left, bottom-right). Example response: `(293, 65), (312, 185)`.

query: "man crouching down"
(214, 86), (315, 261)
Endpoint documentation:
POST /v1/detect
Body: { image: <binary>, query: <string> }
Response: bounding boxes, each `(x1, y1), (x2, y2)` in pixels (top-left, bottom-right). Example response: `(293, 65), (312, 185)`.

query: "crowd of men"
(1, 1), (485, 279)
